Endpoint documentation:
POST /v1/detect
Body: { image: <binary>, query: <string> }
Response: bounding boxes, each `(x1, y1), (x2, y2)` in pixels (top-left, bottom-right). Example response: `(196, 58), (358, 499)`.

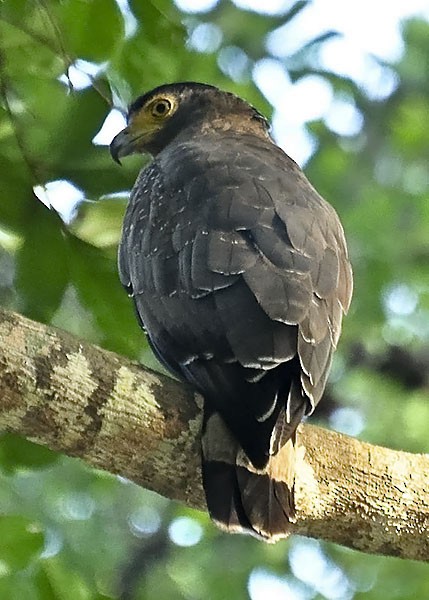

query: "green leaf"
(70, 196), (127, 248)
(0, 515), (44, 570)
(68, 235), (144, 358)
(41, 556), (114, 600)
(52, 87), (110, 167)
(15, 201), (69, 322)
(128, 0), (184, 44)
(60, 147), (140, 198)
(34, 565), (63, 600)
(59, 0), (124, 62)
(0, 434), (58, 473)
(0, 153), (34, 232)
(5, 79), (71, 175)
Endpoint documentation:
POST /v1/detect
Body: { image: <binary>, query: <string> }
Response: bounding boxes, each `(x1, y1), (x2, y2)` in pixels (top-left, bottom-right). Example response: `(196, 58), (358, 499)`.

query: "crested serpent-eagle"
(110, 82), (353, 541)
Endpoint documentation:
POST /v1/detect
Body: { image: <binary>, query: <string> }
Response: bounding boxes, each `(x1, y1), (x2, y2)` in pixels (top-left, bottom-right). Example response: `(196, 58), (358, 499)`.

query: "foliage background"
(0, 0), (428, 598)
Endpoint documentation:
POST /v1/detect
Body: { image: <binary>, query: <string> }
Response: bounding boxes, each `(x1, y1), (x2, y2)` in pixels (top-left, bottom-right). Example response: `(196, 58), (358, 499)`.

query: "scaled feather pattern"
(111, 82), (353, 540)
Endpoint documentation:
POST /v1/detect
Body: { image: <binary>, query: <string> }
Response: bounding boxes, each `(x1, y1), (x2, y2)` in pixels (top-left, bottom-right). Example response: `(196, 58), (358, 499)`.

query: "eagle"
(110, 82), (353, 541)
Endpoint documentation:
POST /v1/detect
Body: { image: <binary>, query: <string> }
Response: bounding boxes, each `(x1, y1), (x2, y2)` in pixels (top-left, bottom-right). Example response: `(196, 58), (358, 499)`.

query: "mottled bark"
(0, 308), (427, 560)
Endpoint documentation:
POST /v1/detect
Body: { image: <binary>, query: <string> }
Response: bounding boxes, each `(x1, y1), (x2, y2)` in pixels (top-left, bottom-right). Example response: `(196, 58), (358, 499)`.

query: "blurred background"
(0, 0), (428, 598)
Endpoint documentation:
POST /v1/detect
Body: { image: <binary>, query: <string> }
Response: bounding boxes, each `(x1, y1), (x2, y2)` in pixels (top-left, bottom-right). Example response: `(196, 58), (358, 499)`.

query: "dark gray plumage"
(111, 82), (353, 541)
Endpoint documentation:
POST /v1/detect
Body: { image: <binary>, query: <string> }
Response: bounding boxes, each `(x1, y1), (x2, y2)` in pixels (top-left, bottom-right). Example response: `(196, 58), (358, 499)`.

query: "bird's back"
(119, 129), (352, 539)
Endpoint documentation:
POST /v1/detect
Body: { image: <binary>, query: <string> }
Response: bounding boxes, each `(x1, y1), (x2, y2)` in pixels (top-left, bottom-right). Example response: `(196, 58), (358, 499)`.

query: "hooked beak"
(110, 127), (139, 165)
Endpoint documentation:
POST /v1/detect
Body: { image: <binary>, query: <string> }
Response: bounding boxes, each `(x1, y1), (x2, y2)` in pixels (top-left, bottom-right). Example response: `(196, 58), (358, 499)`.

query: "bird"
(110, 82), (353, 541)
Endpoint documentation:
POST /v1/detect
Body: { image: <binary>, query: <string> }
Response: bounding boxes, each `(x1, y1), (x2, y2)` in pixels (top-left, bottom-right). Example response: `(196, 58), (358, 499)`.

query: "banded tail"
(201, 403), (300, 541)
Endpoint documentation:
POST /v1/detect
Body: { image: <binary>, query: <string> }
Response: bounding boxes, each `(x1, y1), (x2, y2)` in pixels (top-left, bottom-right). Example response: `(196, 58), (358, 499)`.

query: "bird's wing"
(192, 139), (352, 412)
(119, 137), (352, 437)
(190, 139), (353, 539)
(118, 136), (352, 540)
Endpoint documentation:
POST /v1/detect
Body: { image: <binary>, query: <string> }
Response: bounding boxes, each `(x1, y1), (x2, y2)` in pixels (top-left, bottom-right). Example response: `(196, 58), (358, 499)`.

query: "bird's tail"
(201, 404), (297, 541)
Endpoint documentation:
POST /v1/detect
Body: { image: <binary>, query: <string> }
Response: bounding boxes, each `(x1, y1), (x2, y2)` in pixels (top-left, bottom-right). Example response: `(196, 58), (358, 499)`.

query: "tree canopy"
(0, 1), (428, 598)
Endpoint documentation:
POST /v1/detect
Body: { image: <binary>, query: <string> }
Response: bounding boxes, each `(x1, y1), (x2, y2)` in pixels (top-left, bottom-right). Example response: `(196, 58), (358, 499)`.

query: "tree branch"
(0, 308), (427, 560)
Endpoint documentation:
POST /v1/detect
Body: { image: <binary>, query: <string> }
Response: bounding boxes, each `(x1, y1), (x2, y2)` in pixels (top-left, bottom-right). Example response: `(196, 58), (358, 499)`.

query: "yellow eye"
(150, 98), (172, 118)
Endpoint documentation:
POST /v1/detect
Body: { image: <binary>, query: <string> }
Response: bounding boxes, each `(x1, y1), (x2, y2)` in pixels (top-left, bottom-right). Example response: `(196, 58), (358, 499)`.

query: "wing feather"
(119, 135), (352, 470)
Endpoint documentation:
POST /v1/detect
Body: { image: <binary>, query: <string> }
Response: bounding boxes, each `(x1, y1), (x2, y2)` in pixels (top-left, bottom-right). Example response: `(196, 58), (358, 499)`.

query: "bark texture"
(0, 308), (427, 560)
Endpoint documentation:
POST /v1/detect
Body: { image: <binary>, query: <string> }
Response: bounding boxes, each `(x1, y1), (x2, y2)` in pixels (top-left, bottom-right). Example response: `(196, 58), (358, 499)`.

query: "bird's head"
(110, 82), (269, 162)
